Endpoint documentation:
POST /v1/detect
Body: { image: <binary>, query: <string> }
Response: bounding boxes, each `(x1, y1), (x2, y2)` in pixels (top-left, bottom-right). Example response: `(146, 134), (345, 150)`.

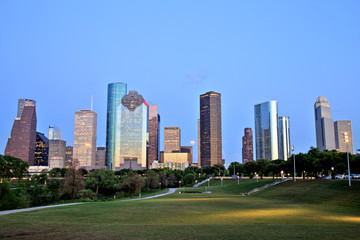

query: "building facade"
(164, 127), (181, 153)
(314, 96), (336, 151)
(114, 90), (148, 170)
(49, 139), (66, 168)
(73, 110), (97, 169)
(254, 101), (279, 160)
(5, 99), (37, 165)
(34, 132), (49, 166)
(49, 126), (62, 140)
(106, 82), (127, 170)
(242, 128), (253, 163)
(148, 105), (160, 169)
(199, 91), (222, 167)
(334, 120), (354, 153)
(65, 146), (73, 168)
(96, 147), (106, 167)
(278, 116), (291, 160)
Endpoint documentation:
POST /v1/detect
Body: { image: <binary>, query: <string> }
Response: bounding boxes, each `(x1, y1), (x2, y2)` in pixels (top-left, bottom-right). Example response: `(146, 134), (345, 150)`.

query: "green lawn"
(1, 179), (360, 239)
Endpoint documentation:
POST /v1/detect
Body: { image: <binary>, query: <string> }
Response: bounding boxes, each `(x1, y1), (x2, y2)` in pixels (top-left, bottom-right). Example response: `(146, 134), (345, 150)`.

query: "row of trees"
(228, 148), (360, 178)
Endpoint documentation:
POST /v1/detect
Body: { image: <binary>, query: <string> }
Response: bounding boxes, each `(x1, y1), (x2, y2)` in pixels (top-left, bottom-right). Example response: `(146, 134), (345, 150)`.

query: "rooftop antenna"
(90, 91), (94, 111)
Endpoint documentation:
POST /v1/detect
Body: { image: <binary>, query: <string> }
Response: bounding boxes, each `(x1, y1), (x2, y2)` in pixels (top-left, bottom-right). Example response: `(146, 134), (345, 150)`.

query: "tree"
(183, 173), (196, 186)
(85, 169), (117, 196)
(120, 173), (144, 198)
(145, 171), (160, 189)
(0, 155), (29, 180)
(63, 159), (84, 199)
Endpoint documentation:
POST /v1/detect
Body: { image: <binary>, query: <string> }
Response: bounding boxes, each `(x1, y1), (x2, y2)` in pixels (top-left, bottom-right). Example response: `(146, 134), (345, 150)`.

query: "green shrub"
(0, 180), (21, 210)
(77, 189), (96, 200)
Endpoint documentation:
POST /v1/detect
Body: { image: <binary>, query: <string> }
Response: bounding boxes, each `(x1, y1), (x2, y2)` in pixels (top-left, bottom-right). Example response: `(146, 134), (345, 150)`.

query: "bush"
(77, 189), (96, 200)
(0, 180), (21, 210)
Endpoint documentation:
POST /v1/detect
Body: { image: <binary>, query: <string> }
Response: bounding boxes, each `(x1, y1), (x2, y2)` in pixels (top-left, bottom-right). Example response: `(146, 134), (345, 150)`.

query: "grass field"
(1, 179), (359, 239)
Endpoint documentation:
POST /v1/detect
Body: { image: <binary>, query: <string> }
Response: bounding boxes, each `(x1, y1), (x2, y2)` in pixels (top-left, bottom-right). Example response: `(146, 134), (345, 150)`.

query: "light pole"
(237, 173), (239, 185)
(331, 166), (334, 179)
(255, 172), (258, 182)
(159, 182), (161, 190)
(208, 179), (210, 187)
(281, 170), (284, 180)
(292, 145), (296, 182)
(344, 132), (351, 187)
(221, 178), (223, 186)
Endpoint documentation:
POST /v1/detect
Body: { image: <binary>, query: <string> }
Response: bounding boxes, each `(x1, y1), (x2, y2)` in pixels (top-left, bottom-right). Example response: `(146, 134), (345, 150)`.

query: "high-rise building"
(114, 90), (148, 170)
(181, 146), (193, 165)
(314, 96), (336, 151)
(106, 82), (127, 170)
(48, 126), (62, 140)
(34, 132), (49, 166)
(197, 119), (201, 164)
(254, 101), (279, 160)
(96, 147), (106, 167)
(65, 146), (73, 168)
(199, 91), (222, 167)
(278, 116), (291, 160)
(148, 105), (160, 169)
(73, 110), (97, 169)
(5, 99), (37, 165)
(242, 128), (253, 163)
(164, 127), (181, 153)
(49, 139), (66, 168)
(334, 120), (354, 153)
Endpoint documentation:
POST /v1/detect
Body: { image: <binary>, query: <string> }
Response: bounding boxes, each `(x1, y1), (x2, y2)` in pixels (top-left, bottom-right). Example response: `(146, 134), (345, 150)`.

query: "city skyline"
(1, 1), (359, 165)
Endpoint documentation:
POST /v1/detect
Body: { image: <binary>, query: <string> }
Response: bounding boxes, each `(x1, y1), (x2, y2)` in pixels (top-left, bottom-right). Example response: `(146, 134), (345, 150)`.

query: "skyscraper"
(254, 101), (279, 160)
(199, 91), (222, 167)
(278, 116), (291, 160)
(115, 90), (148, 170)
(106, 82), (127, 170)
(65, 146), (73, 167)
(49, 139), (66, 168)
(164, 127), (181, 153)
(242, 128), (253, 163)
(73, 110), (97, 169)
(334, 120), (354, 153)
(34, 132), (49, 166)
(5, 99), (37, 165)
(48, 126), (62, 140)
(148, 105), (160, 169)
(96, 147), (106, 167)
(314, 96), (336, 151)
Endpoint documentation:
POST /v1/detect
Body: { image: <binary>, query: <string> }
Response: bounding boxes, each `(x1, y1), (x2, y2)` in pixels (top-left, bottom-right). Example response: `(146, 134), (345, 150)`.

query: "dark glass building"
(5, 99), (37, 165)
(242, 128), (253, 163)
(199, 91), (222, 167)
(106, 82), (127, 170)
(65, 146), (73, 167)
(34, 132), (49, 166)
(148, 105), (160, 169)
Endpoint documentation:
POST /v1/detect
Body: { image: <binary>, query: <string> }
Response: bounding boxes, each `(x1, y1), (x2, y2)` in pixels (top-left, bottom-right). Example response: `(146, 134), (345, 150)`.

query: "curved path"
(0, 188), (176, 216)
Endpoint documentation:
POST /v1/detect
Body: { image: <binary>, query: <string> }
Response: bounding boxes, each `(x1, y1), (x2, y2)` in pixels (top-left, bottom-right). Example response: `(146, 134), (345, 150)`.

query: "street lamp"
(159, 182), (161, 190)
(237, 172), (239, 185)
(331, 166), (334, 179)
(221, 178), (223, 186)
(344, 132), (351, 187)
(179, 180), (181, 188)
(255, 172), (258, 182)
(292, 145), (296, 182)
(208, 179), (210, 187)
(281, 170), (284, 180)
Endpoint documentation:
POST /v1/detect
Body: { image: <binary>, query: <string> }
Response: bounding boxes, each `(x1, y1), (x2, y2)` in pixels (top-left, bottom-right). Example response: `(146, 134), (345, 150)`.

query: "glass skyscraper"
(278, 116), (291, 160)
(254, 101), (279, 160)
(106, 82), (127, 170)
(116, 90), (148, 170)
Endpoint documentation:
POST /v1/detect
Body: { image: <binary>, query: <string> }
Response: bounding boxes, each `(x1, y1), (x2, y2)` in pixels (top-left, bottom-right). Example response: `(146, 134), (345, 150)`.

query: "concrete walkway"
(0, 188), (176, 216)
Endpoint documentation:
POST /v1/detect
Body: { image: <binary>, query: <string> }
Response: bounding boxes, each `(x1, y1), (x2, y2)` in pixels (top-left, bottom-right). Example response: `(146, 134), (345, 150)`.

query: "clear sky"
(1, 1), (359, 166)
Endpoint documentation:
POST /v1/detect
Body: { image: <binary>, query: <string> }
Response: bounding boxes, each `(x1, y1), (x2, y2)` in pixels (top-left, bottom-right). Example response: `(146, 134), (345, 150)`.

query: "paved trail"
(0, 188), (176, 216)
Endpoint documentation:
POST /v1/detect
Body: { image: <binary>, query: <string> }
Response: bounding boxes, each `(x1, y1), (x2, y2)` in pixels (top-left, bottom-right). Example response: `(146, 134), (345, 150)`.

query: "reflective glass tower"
(116, 90), (148, 170)
(314, 96), (336, 151)
(106, 82), (127, 169)
(254, 101), (279, 160)
(278, 116), (291, 160)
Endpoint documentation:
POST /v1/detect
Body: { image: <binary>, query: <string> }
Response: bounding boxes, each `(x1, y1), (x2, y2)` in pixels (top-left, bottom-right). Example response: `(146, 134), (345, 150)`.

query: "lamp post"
(179, 180), (181, 188)
(331, 166), (334, 179)
(208, 179), (210, 187)
(159, 182), (161, 190)
(221, 178), (223, 186)
(292, 145), (296, 182)
(237, 172), (239, 184)
(255, 172), (258, 182)
(344, 132), (351, 187)
(281, 170), (284, 180)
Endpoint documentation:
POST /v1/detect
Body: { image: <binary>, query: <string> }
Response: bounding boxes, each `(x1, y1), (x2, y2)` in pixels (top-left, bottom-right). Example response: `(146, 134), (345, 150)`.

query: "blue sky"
(1, 1), (359, 166)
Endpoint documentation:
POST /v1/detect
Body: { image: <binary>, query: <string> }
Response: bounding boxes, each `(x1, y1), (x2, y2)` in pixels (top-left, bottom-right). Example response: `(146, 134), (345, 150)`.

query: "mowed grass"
(1, 179), (360, 240)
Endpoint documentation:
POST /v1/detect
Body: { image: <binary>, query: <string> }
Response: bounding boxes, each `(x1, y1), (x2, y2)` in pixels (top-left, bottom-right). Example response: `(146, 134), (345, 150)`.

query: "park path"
(0, 188), (176, 216)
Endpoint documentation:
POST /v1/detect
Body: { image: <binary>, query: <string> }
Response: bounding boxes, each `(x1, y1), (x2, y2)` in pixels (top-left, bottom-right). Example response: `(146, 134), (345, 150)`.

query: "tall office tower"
(106, 82), (127, 170)
(314, 96), (336, 151)
(34, 132), (49, 166)
(96, 147), (106, 167)
(278, 116), (291, 160)
(65, 146), (73, 167)
(148, 105), (160, 169)
(199, 91), (222, 167)
(198, 119), (201, 164)
(73, 110), (97, 169)
(49, 139), (66, 168)
(114, 90), (148, 170)
(5, 99), (37, 165)
(242, 128), (253, 163)
(48, 126), (62, 140)
(334, 120), (354, 153)
(164, 127), (181, 153)
(254, 101), (279, 160)
(181, 146), (193, 164)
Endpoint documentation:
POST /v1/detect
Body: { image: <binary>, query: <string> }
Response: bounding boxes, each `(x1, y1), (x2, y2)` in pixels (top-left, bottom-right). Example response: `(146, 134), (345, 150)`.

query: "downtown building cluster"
(4, 84), (224, 173)
(4, 91), (354, 171)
